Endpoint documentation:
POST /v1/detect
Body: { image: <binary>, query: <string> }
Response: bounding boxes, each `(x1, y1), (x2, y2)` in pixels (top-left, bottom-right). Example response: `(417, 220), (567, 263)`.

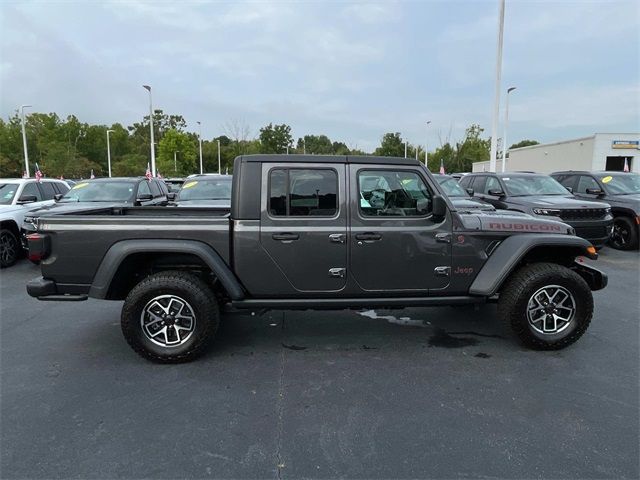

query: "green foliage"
(510, 139), (539, 149)
(259, 123), (292, 154)
(374, 132), (405, 157)
(427, 124), (490, 173)
(157, 129), (197, 176)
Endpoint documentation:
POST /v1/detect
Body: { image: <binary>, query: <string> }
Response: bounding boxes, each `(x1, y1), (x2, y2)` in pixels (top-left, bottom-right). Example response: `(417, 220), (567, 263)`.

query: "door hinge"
(434, 266), (451, 277)
(328, 267), (346, 278)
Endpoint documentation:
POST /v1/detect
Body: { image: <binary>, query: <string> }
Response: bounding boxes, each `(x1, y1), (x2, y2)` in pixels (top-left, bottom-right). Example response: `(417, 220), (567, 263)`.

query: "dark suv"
(459, 172), (613, 247)
(552, 171), (640, 250)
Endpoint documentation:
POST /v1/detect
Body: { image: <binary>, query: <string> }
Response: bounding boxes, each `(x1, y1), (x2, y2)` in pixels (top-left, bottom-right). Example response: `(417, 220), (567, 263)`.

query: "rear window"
(269, 169), (338, 217)
(61, 181), (136, 202)
(178, 178), (232, 201)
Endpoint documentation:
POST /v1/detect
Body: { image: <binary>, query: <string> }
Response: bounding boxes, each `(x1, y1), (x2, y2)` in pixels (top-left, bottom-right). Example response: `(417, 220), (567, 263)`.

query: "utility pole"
(489, 0), (506, 172)
(20, 104), (31, 177)
(174, 151), (179, 173)
(197, 121), (203, 174)
(106, 129), (114, 177)
(425, 120), (431, 165)
(502, 86), (517, 172)
(142, 85), (156, 176)
(217, 139), (221, 174)
(404, 140), (407, 158)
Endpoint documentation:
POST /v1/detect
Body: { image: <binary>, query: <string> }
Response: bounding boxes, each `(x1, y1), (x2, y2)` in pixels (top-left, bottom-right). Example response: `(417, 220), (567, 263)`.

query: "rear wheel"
(609, 216), (638, 250)
(121, 271), (219, 363)
(498, 262), (593, 350)
(0, 229), (19, 268)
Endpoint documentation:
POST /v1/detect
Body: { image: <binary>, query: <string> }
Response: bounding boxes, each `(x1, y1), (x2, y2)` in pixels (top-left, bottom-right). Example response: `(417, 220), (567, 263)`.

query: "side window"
(149, 180), (161, 197)
(137, 181), (151, 197)
(471, 176), (486, 194)
(458, 176), (471, 188)
(157, 181), (168, 195)
(21, 182), (43, 201)
(577, 176), (600, 194)
(484, 177), (501, 194)
(54, 182), (70, 194)
(268, 169), (338, 217)
(40, 182), (57, 200)
(358, 170), (432, 217)
(555, 175), (576, 190)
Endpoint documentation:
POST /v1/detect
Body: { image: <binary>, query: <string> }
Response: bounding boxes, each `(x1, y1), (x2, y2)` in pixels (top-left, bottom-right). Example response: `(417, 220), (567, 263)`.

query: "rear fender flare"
(89, 239), (245, 300)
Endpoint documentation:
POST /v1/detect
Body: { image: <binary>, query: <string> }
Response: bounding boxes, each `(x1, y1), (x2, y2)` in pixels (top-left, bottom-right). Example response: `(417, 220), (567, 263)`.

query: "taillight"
(26, 233), (50, 262)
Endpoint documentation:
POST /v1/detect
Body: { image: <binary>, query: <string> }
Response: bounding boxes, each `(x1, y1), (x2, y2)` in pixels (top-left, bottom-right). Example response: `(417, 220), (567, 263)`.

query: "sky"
(1, 0), (638, 152)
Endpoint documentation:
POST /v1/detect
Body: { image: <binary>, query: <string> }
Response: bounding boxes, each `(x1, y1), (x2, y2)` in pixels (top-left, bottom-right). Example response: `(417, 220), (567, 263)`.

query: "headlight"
(533, 208), (561, 216)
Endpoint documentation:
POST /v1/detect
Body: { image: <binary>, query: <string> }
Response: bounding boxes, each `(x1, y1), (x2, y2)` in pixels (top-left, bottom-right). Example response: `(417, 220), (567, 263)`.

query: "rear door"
(259, 162), (347, 292)
(349, 165), (452, 293)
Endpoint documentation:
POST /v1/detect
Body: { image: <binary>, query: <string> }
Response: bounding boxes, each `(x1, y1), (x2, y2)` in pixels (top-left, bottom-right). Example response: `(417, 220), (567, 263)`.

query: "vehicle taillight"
(26, 233), (50, 262)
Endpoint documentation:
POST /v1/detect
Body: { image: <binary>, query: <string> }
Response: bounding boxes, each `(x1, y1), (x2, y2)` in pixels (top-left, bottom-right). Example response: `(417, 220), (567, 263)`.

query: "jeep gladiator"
(26, 155), (608, 362)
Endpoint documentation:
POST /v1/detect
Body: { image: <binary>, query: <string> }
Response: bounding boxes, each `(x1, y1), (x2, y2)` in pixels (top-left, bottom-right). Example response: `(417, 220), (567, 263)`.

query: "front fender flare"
(89, 239), (245, 300)
(469, 234), (593, 296)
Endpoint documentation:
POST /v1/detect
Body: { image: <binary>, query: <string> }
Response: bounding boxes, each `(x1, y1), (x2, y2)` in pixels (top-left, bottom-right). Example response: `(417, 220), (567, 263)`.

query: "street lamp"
(142, 85), (156, 176)
(502, 86), (517, 172)
(20, 104), (31, 177)
(174, 151), (180, 173)
(106, 129), (114, 177)
(404, 140), (408, 158)
(217, 139), (221, 174)
(489, 0), (506, 172)
(425, 120), (432, 165)
(197, 121), (203, 174)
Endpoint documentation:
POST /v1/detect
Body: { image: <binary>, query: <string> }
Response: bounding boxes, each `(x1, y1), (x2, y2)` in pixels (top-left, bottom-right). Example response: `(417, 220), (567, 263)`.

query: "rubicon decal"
(488, 222), (563, 232)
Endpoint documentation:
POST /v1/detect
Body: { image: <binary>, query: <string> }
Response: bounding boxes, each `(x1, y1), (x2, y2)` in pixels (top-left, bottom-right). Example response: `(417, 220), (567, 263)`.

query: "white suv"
(0, 178), (70, 267)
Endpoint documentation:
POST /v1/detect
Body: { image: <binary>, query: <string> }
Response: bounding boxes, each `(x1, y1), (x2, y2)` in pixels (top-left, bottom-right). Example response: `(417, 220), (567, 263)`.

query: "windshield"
(61, 181), (136, 202)
(436, 177), (468, 197)
(502, 175), (569, 196)
(601, 173), (640, 195)
(177, 178), (232, 201)
(0, 184), (18, 205)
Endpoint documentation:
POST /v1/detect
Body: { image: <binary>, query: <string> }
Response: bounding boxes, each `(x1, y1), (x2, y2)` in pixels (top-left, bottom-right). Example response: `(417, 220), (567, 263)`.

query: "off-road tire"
(0, 229), (19, 268)
(498, 262), (593, 350)
(609, 216), (639, 250)
(121, 271), (219, 363)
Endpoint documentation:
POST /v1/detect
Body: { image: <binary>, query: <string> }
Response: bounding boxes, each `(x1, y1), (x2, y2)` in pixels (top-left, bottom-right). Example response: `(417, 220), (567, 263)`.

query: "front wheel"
(121, 271), (219, 363)
(609, 216), (639, 250)
(498, 262), (593, 350)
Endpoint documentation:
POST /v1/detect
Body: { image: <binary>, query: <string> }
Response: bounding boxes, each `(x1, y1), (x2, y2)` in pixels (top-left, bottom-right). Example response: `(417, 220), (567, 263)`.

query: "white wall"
(591, 133), (639, 172)
(504, 136), (595, 173)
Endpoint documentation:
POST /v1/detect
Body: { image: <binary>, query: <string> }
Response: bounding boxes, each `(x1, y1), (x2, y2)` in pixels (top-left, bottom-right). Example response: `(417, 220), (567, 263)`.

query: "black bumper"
(26, 277), (88, 301)
(572, 262), (608, 291)
(567, 219), (613, 247)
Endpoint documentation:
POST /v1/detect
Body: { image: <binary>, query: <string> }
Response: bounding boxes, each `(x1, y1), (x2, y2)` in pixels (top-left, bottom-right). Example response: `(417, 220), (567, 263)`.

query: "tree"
(259, 123), (292, 154)
(374, 132), (405, 157)
(157, 129), (197, 176)
(510, 139), (539, 150)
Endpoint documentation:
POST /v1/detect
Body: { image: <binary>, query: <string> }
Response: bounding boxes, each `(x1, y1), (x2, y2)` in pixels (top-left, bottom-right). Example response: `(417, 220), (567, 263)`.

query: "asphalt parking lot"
(1, 248), (638, 479)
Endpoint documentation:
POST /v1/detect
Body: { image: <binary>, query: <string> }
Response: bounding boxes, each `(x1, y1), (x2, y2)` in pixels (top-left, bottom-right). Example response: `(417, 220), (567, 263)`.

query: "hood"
(458, 210), (572, 235)
(24, 202), (126, 218)
(450, 197), (495, 211)
(174, 199), (230, 208)
(509, 195), (609, 209)
(0, 204), (26, 216)
(607, 193), (640, 208)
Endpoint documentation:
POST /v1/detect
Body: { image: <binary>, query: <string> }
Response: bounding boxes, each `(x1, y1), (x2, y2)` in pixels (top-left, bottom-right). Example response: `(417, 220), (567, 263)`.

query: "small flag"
(439, 159), (445, 175)
(35, 163), (43, 182)
(145, 164), (152, 180)
(90, 169), (95, 179)
(623, 158), (630, 172)
(59, 175), (64, 180)
(157, 171), (163, 179)
(23, 171), (28, 178)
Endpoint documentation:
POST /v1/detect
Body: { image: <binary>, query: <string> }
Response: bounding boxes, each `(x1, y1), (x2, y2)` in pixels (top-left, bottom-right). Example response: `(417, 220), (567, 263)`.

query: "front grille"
(574, 226), (608, 239)
(559, 208), (607, 221)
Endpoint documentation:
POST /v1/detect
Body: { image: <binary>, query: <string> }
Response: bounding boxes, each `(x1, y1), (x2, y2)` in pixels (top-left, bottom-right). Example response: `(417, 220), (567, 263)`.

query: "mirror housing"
(54, 193), (63, 201)
(166, 192), (177, 201)
(17, 195), (38, 204)
(565, 186), (573, 194)
(432, 195), (447, 219)
(488, 189), (505, 197)
(466, 187), (474, 196)
(135, 193), (153, 204)
(586, 188), (604, 196)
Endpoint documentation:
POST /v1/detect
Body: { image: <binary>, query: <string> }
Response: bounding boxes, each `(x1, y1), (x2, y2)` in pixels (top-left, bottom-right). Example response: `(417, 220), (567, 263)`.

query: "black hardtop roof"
(239, 154), (422, 166)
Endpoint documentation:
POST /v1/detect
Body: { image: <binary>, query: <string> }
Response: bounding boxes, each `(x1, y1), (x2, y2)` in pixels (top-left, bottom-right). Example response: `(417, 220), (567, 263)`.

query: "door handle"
(328, 267), (346, 278)
(355, 232), (382, 242)
(435, 233), (451, 243)
(329, 233), (345, 243)
(272, 233), (299, 242)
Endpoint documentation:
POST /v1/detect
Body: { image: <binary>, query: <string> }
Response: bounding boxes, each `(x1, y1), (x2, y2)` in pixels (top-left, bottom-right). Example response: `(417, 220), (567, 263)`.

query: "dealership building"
(473, 133), (639, 174)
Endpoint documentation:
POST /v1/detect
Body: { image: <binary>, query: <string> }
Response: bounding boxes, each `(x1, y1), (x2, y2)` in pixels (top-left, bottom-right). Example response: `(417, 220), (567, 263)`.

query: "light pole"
(20, 104), (31, 177)
(404, 140), (408, 158)
(197, 121), (203, 174)
(286, 145), (289, 155)
(174, 151), (179, 173)
(217, 139), (221, 174)
(425, 120), (432, 165)
(142, 85), (156, 176)
(106, 129), (114, 177)
(303, 137), (306, 154)
(489, 0), (506, 172)
(501, 86), (516, 172)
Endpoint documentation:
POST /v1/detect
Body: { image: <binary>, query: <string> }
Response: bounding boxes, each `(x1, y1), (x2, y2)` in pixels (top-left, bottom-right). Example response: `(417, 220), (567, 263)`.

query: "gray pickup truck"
(26, 155), (607, 362)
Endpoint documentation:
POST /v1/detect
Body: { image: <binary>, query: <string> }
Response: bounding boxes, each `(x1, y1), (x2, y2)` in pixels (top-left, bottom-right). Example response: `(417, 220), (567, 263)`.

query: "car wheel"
(0, 229), (19, 268)
(121, 271), (219, 363)
(498, 262), (593, 350)
(609, 216), (639, 250)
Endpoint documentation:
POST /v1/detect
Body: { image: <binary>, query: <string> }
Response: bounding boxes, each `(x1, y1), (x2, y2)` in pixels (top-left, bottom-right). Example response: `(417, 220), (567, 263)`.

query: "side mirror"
(17, 195), (38, 204)
(586, 188), (604, 196)
(565, 186), (573, 193)
(136, 193), (153, 204)
(432, 195), (447, 219)
(167, 192), (176, 201)
(54, 193), (63, 201)
(488, 189), (505, 197)
(466, 188), (474, 196)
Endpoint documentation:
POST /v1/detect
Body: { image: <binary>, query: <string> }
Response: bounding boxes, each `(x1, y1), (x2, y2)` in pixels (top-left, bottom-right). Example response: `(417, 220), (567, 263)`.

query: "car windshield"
(601, 173), (640, 195)
(502, 175), (569, 196)
(177, 178), (232, 201)
(0, 184), (18, 205)
(60, 181), (136, 202)
(436, 177), (468, 197)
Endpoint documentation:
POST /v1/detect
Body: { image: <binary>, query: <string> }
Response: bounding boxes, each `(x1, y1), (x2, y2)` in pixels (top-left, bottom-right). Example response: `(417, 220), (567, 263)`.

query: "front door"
(260, 163), (347, 292)
(349, 165), (452, 293)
